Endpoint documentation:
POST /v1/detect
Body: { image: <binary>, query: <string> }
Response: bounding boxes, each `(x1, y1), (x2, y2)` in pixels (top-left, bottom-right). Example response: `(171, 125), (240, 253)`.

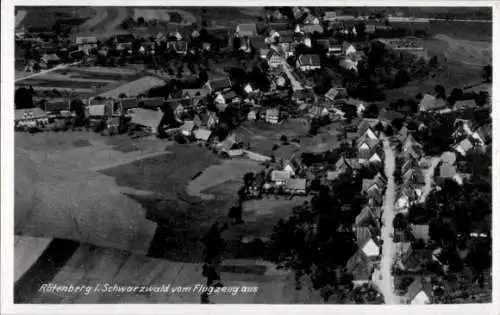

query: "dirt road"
(379, 139), (399, 304)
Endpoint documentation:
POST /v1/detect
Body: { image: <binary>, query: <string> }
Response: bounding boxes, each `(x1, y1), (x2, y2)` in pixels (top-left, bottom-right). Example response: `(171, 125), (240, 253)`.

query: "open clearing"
(187, 159), (263, 200)
(15, 132), (169, 255)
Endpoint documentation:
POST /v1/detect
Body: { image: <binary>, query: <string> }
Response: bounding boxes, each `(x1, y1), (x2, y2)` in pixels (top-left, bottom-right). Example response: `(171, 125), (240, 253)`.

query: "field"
(237, 119), (344, 158)
(15, 130), (322, 303)
(16, 65), (146, 99)
(17, 7), (96, 30)
(384, 26), (491, 103)
(391, 20), (492, 42)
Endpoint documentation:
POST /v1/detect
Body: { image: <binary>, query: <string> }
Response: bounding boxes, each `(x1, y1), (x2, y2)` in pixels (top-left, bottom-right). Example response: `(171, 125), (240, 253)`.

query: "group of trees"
(266, 168), (381, 298)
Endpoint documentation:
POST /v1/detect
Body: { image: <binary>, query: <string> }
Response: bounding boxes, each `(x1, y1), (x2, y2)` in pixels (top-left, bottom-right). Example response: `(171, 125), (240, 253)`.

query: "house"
(283, 160), (297, 176)
(359, 236), (380, 260)
(193, 128), (212, 142)
(454, 99), (476, 111)
(325, 87), (348, 102)
(342, 42), (357, 56)
(402, 168), (425, 188)
(265, 108), (280, 124)
(404, 278), (432, 304)
(323, 11), (338, 21)
(285, 178), (307, 195)
(41, 53), (61, 68)
(247, 110), (257, 121)
(267, 50), (282, 68)
(357, 118), (382, 138)
(418, 94), (447, 112)
(358, 147), (383, 165)
(438, 162), (457, 179)
(355, 206), (380, 228)
(87, 103), (113, 118)
(129, 108), (163, 133)
(356, 134), (380, 152)
(410, 224), (430, 244)
(302, 24), (324, 34)
(14, 108), (49, 128)
(271, 170), (291, 186)
(180, 120), (195, 136)
(236, 23), (257, 37)
(346, 250), (374, 287)
(182, 89), (209, 99)
(75, 36), (98, 53)
(362, 172), (387, 195)
(339, 58), (359, 72)
(453, 138), (474, 156)
(317, 39), (342, 57)
(395, 187), (419, 212)
(296, 54), (321, 72)
(204, 77), (232, 93)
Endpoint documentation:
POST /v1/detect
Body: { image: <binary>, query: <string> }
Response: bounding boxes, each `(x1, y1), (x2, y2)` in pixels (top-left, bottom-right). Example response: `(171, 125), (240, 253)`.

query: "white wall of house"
(411, 291), (430, 305)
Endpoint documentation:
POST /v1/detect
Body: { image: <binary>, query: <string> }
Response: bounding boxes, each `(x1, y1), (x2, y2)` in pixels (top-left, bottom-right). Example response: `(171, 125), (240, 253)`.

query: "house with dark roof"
(355, 206), (380, 228)
(410, 224), (430, 244)
(296, 54), (321, 71)
(325, 87), (348, 102)
(204, 77), (232, 92)
(346, 250), (374, 287)
(404, 278), (432, 304)
(361, 172), (387, 196)
(285, 178), (307, 195)
(317, 39), (342, 57)
(358, 145), (384, 165)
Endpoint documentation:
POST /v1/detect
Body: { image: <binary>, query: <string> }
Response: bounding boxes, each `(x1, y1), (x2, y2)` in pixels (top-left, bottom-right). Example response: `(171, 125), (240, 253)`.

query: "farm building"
(193, 128), (212, 142)
(236, 23), (257, 37)
(204, 77), (232, 92)
(99, 76), (166, 99)
(15, 108), (49, 128)
(271, 170), (291, 186)
(285, 178), (307, 195)
(296, 54), (321, 71)
(265, 108), (280, 124)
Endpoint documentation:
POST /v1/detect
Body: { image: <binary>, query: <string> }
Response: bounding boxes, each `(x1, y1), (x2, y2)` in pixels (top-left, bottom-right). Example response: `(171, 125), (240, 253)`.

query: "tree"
(393, 213), (408, 230)
(481, 65), (492, 83)
(363, 104), (379, 118)
(15, 86), (34, 109)
(280, 135), (288, 144)
(450, 88), (464, 102)
(434, 85), (446, 99)
(391, 118), (404, 131)
(69, 99), (85, 119)
(473, 91), (489, 107)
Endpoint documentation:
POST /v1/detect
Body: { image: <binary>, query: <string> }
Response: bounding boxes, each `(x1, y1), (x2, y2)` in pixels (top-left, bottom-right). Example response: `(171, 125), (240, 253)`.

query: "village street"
(378, 139), (399, 304)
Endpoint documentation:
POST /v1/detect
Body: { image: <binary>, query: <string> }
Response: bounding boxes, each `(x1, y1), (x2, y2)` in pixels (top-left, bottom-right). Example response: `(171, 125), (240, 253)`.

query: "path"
(379, 139), (399, 304)
(15, 61), (82, 83)
(280, 61), (304, 92)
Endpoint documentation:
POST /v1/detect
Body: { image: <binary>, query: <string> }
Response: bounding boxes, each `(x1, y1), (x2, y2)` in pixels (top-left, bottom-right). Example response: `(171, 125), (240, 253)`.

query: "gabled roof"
(355, 206), (378, 227)
(183, 89), (209, 98)
(271, 170), (291, 181)
(439, 162), (457, 179)
(410, 224), (430, 243)
(285, 178), (307, 190)
(405, 278), (432, 304)
(15, 107), (47, 121)
(236, 23), (257, 37)
(297, 54), (321, 67)
(302, 24), (324, 34)
(325, 87), (348, 101)
(206, 77), (232, 91)
(357, 118), (380, 137)
(403, 168), (425, 187)
(455, 137), (474, 153)
(346, 250), (373, 281)
(139, 97), (166, 109)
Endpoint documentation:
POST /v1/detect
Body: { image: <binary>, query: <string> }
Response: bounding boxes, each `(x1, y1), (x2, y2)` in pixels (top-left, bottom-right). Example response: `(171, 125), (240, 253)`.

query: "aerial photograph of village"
(12, 6), (492, 305)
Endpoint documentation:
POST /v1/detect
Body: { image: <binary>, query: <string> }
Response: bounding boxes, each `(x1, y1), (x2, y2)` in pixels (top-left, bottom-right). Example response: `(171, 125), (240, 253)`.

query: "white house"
(15, 108), (49, 128)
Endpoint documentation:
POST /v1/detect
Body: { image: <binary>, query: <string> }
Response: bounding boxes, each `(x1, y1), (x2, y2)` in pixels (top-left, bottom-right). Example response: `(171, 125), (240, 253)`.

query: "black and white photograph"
(2, 3), (496, 310)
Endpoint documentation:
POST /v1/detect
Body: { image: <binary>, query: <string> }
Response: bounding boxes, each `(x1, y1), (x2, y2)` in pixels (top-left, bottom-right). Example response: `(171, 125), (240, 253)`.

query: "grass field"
(17, 7), (96, 30)
(391, 20), (492, 42)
